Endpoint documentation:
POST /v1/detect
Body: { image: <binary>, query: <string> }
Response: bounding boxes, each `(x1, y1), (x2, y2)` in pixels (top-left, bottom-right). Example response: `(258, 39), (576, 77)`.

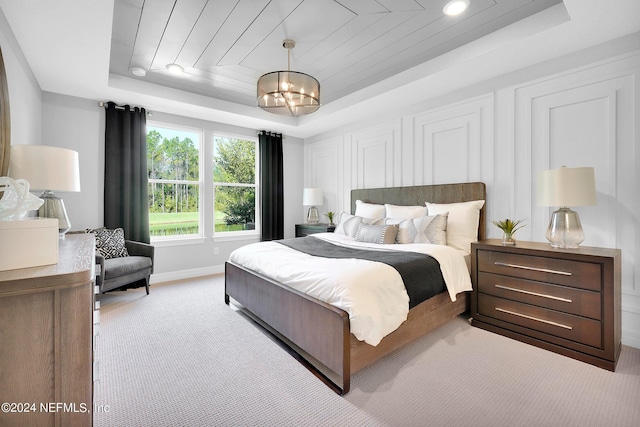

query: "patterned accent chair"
(82, 228), (154, 295)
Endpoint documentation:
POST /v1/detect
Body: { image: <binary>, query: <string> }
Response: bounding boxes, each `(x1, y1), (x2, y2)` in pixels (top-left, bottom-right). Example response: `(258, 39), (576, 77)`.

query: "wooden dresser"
(470, 239), (621, 371)
(0, 234), (96, 426)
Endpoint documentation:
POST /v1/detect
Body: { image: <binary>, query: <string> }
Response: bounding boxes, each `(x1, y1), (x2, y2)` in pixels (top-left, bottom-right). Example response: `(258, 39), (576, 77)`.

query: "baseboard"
(150, 265), (225, 284)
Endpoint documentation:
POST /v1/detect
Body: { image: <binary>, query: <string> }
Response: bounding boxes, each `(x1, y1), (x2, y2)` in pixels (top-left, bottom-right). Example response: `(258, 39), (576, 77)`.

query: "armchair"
(96, 239), (154, 294)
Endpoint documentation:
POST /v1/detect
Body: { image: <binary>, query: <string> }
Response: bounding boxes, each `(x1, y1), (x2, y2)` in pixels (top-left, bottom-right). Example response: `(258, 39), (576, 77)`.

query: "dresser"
(0, 234), (96, 426)
(470, 239), (621, 371)
(295, 223), (335, 237)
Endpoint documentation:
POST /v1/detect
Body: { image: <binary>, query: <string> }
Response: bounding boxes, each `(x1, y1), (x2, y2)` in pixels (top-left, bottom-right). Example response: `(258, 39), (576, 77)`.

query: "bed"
(225, 182), (486, 394)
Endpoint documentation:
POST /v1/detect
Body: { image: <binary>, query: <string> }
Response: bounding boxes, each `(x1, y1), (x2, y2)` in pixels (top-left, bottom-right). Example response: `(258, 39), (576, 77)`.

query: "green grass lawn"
(149, 211), (248, 234)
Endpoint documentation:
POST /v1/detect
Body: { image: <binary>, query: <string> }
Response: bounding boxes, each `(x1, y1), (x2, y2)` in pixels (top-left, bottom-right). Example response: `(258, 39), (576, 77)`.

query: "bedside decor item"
(303, 187), (323, 224)
(257, 40), (320, 117)
(537, 166), (596, 248)
(492, 218), (526, 246)
(325, 211), (336, 226)
(0, 176), (43, 220)
(9, 145), (81, 237)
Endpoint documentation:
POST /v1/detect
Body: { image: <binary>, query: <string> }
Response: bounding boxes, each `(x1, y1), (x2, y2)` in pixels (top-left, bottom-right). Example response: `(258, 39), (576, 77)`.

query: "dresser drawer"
(477, 272), (601, 319)
(477, 294), (602, 348)
(477, 250), (601, 291)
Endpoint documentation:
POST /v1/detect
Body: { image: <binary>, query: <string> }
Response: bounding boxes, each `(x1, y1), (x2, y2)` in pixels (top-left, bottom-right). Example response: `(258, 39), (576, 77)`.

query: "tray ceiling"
(109, 0), (564, 107)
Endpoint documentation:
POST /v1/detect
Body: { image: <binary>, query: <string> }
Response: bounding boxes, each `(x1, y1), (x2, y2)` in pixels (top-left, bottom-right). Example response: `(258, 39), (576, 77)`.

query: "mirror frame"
(0, 46), (10, 176)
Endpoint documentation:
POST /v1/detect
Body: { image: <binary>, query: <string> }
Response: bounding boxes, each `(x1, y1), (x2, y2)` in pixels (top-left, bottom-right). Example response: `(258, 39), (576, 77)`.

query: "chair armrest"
(125, 240), (155, 273)
(95, 253), (105, 287)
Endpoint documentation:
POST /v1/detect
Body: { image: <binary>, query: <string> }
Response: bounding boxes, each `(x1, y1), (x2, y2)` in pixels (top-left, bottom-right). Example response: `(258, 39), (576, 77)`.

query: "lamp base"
(546, 207), (584, 249)
(38, 190), (71, 237)
(306, 206), (319, 224)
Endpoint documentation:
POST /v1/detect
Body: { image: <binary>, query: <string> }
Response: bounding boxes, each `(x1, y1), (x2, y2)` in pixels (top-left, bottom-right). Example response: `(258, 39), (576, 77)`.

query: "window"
(147, 123), (201, 238)
(213, 135), (258, 235)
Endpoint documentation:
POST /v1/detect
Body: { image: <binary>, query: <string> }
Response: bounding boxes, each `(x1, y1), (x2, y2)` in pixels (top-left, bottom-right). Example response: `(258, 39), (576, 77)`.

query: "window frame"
(147, 121), (204, 243)
(212, 132), (260, 239)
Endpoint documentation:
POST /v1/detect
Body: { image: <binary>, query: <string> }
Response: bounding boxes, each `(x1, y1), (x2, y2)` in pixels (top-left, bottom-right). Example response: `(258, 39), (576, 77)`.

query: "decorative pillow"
(355, 200), (385, 220)
(334, 213), (361, 237)
(86, 227), (129, 259)
(386, 213), (448, 244)
(355, 223), (399, 244)
(335, 213), (383, 238)
(384, 203), (427, 219)
(426, 200), (485, 252)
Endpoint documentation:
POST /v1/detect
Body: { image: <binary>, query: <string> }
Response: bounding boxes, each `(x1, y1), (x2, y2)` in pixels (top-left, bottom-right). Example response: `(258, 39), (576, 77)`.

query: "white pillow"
(384, 204), (427, 219)
(426, 200), (485, 252)
(385, 214), (448, 245)
(355, 200), (385, 219)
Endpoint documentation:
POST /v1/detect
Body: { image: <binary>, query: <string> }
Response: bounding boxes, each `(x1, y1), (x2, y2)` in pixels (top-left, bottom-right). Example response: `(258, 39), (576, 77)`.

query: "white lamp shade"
(303, 188), (323, 206)
(9, 145), (81, 192)
(537, 166), (596, 207)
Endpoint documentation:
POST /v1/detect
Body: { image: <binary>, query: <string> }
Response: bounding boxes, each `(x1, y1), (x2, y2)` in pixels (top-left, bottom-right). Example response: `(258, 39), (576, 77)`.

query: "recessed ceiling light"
(166, 63), (184, 74)
(443, 0), (470, 16)
(131, 67), (146, 77)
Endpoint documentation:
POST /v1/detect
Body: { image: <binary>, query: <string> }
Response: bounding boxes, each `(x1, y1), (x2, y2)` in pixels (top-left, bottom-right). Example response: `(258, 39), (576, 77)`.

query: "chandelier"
(257, 40), (320, 117)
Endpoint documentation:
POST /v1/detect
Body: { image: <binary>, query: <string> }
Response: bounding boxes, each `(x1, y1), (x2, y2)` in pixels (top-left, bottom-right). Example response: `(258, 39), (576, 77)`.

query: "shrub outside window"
(213, 135), (258, 235)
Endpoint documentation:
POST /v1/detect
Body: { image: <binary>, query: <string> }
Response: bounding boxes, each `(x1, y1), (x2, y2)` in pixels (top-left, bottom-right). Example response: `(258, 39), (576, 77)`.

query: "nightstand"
(295, 223), (335, 237)
(470, 239), (621, 371)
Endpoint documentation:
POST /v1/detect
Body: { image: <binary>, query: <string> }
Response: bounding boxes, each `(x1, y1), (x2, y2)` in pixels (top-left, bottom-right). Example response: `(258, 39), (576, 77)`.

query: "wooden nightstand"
(295, 223), (335, 237)
(470, 239), (621, 371)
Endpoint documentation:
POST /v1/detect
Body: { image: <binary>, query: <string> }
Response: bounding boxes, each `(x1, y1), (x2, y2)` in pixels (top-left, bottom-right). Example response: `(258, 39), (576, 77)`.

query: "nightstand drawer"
(477, 250), (601, 291)
(477, 272), (601, 319)
(477, 294), (602, 348)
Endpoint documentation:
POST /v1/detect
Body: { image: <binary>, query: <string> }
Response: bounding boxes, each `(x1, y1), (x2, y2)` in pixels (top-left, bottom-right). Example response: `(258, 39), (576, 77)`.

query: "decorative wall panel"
(304, 51), (640, 347)
(411, 95), (492, 187)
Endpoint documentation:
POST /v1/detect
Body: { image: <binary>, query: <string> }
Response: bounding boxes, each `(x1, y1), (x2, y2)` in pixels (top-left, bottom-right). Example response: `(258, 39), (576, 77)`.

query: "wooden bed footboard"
(225, 261), (352, 393)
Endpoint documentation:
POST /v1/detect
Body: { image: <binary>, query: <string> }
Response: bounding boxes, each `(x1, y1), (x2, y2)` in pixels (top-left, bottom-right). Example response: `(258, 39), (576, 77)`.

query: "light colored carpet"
(94, 275), (640, 427)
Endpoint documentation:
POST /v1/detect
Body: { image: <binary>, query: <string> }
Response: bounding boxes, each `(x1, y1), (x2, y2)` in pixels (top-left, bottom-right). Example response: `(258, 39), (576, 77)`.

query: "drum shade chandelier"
(257, 40), (320, 117)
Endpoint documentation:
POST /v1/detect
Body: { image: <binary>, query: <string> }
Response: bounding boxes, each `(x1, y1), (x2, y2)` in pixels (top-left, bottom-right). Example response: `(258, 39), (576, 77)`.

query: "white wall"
(304, 40), (640, 348)
(0, 6), (41, 147)
(40, 94), (305, 281)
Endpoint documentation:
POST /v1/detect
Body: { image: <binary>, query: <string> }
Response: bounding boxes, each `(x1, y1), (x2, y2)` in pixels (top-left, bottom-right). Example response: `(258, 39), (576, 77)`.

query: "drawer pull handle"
(494, 284), (572, 303)
(495, 307), (573, 330)
(494, 262), (572, 276)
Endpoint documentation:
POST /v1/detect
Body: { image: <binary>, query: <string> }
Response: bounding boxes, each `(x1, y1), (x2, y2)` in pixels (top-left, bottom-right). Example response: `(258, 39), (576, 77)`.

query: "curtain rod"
(257, 130), (282, 137)
(98, 101), (152, 116)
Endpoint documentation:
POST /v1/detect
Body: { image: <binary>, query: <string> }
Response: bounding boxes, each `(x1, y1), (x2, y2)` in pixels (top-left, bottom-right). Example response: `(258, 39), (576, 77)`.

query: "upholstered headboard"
(351, 182), (487, 241)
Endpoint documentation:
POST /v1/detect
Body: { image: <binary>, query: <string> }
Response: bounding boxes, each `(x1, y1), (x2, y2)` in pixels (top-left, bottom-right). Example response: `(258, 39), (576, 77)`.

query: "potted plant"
(324, 211), (336, 226)
(492, 218), (526, 246)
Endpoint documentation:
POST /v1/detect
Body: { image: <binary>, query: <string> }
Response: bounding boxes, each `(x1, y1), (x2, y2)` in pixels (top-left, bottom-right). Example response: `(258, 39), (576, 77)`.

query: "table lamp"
(9, 145), (81, 237)
(537, 166), (596, 248)
(303, 188), (323, 224)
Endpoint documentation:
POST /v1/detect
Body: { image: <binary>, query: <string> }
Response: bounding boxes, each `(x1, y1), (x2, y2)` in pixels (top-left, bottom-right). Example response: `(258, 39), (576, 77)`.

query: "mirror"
(0, 46), (10, 176)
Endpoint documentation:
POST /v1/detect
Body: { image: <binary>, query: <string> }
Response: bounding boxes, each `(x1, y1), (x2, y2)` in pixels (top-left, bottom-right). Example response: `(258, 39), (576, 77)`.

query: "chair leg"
(145, 277), (150, 295)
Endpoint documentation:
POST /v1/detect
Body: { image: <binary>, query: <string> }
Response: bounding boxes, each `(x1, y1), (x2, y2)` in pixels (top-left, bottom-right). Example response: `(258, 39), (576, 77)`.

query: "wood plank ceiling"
(109, 0), (563, 108)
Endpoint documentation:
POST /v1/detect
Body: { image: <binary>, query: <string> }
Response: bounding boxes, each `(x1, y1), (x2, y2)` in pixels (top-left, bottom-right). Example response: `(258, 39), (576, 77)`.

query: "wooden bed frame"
(225, 182), (486, 394)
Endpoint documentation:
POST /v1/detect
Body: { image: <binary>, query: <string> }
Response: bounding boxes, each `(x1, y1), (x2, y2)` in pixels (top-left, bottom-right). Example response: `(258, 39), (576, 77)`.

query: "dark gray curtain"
(104, 102), (150, 243)
(259, 131), (284, 241)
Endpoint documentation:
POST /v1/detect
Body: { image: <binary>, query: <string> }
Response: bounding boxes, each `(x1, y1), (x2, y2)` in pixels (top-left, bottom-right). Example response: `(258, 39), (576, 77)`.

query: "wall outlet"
(213, 247), (219, 255)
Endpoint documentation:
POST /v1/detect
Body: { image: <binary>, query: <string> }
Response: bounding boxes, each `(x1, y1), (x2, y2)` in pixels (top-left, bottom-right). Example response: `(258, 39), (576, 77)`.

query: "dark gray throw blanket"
(276, 237), (446, 308)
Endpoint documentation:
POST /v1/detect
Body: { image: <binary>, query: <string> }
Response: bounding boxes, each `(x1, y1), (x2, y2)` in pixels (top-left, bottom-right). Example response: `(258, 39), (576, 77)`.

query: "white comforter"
(228, 233), (472, 346)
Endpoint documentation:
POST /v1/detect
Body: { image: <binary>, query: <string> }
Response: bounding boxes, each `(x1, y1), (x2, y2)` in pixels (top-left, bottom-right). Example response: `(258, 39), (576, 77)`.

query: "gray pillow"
(355, 223), (399, 244)
(386, 213), (448, 244)
(335, 213), (383, 238)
